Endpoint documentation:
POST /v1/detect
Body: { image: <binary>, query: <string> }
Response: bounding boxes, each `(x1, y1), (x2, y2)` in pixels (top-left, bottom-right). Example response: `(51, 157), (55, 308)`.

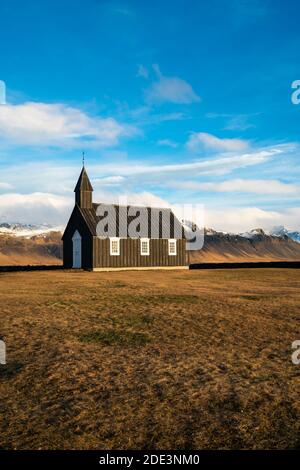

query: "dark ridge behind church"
(62, 167), (188, 270)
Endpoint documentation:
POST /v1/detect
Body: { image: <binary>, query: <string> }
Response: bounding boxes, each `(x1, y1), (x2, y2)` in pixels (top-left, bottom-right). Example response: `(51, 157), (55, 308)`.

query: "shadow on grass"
(0, 265), (63, 272)
(0, 362), (23, 379)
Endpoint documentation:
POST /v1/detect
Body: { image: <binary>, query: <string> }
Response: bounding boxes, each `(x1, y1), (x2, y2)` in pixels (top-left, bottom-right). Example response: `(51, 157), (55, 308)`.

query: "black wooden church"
(62, 166), (188, 270)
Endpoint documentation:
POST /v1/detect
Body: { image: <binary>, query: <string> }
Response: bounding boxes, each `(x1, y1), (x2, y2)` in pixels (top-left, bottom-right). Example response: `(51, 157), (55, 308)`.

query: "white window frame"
(110, 237), (120, 256)
(140, 238), (150, 256)
(168, 239), (177, 256)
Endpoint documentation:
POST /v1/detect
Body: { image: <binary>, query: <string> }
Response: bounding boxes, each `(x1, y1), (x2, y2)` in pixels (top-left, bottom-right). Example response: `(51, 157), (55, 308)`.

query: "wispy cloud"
(157, 139), (178, 148)
(93, 175), (125, 186)
(224, 115), (256, 131)
(171, 178), (300, 195)
(207, 112), (259, 131)
(0, 144), (297, 230)
(0, 102), (137, 148)
(89, 147), (283, 181)
(0, 145), (287, 197)
(129, 107), (187, 125)
(186, 132), (249, 152)
(144, 65), (200, 105)
(136, 65), (149, 79)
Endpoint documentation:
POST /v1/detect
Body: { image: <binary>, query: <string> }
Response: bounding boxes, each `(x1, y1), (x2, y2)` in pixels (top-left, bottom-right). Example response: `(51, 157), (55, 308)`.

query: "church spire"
(74, 165), (93, 209)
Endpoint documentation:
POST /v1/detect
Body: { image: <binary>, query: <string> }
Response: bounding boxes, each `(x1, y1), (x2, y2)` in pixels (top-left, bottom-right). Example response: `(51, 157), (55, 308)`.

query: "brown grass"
(0, 268), (300, 450)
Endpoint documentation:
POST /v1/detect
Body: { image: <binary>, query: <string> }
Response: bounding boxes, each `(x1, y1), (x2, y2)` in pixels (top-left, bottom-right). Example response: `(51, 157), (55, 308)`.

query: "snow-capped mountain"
(182, 221), (300, 244)
(189, 225), (300, 263)
(1, 220), (300, 247)
(239, 228), (267, 239)
(1, 220), (300, 265)
(217, 226), (300, 244)
(0, 222), (64, 238)
(268, 226), (300, 243)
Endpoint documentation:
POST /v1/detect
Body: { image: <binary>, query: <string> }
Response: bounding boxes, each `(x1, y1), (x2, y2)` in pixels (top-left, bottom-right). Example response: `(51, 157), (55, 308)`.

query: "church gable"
(62, 204), (93, 241)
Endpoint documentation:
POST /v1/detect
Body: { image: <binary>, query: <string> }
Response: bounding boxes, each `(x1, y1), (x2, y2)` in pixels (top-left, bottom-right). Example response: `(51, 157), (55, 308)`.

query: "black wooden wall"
(62, 206), (93, 268)
(93, 237), (187, 268)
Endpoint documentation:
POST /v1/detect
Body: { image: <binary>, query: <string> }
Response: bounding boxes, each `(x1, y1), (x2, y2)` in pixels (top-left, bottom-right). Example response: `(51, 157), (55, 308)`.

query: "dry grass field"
(0, 268), (300, 450)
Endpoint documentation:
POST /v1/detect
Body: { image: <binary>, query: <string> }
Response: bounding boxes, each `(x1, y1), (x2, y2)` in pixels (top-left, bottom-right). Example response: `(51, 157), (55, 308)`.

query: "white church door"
(72, 230), (82, 268)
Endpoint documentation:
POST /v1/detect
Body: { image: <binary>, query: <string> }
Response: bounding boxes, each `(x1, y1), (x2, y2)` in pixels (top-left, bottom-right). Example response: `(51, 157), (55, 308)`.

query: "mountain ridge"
(190, 227), (300, 263)
(1, 221), (300, 242)
(1, 222), (300, 265)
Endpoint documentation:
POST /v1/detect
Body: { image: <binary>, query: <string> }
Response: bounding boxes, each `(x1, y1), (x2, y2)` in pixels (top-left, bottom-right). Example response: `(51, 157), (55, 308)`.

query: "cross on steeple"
(82, 151), (85, 167)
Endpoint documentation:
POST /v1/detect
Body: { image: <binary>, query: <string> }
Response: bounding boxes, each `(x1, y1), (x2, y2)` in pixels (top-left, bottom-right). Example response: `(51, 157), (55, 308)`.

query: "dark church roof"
(78, 203), (184, 239)
(74, 166), (93, 192)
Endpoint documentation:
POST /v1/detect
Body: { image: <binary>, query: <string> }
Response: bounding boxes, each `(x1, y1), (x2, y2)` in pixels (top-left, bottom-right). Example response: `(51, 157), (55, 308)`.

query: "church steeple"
(74, 166), (93, 209)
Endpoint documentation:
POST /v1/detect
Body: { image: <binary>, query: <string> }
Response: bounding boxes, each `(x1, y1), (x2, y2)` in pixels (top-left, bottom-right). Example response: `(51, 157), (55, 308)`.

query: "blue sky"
(0, 0), (300, 231)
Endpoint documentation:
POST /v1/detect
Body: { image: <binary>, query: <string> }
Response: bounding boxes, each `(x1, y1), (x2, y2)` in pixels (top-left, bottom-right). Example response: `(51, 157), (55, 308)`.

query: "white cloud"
(157, 139), (178, 148)
(1, 188), (299, 233)
(0, 146), (284, 198)
(173, 179), (300, 195)
(0, 192), (72, 225)
(0, 102), (136, 148)
(0, 186), (172, 226)
(0, 173), (172, 225)
(0, 169), (299, 233)
(117, 191), (170, 208)
(93, 175), (125, 186)
(145, 65), (200, 104)
(204, 206), (300, 233)
(97, 147), (280, 178)
(0, 182), (13, 190)
(0, 80), (6, 104)
(187, 132), (249, 152)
